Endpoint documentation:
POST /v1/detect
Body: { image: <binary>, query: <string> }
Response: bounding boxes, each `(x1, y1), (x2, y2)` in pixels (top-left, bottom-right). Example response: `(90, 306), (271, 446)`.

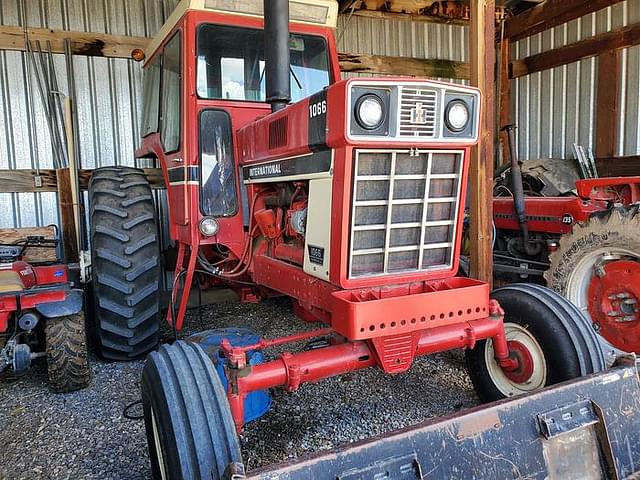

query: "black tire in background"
(88, 166), (160, 360)
(466, 283), (605, 403)
(45, 312), (91, 393)
(141, 341), (243, 480)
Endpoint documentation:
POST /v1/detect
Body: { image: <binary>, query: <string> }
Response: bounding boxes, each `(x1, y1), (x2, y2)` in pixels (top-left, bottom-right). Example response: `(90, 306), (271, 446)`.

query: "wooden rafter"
(503, 0), (626, 41)
(340, 0), (509, 23)
(511, 22), (640, 78)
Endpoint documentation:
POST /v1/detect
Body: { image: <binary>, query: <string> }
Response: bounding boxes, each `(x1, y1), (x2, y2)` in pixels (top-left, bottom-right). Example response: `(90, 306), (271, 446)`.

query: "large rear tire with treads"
(466, 283), (605, 402)
(545, 206), (640, 358)
(88, 166), (160, 360)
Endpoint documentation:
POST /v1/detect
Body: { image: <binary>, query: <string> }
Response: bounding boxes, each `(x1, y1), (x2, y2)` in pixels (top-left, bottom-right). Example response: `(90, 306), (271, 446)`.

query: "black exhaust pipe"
(264, 0), (291, 112)
(502, 124), (538, 257)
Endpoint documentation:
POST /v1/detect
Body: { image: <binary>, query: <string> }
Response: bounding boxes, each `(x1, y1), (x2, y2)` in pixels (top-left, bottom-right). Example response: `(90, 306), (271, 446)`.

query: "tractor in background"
(80, 1), (640, 478)
(0, 231), (90, 393)
(492, 124), (640, 362)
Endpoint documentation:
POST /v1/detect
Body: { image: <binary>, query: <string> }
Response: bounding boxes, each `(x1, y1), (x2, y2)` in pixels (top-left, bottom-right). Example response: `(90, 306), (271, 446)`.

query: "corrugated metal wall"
(336, 13), (468, 84)
(0, 0), (179, 229)
(511, 0), (640, 160)
(0, 2), (469, 233)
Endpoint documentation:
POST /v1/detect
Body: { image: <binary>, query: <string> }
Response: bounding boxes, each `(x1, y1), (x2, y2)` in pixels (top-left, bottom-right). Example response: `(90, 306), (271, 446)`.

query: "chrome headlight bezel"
(199, 217), (220, 237)
(444, 100), (470, 133)
(355, 94), (385, 130)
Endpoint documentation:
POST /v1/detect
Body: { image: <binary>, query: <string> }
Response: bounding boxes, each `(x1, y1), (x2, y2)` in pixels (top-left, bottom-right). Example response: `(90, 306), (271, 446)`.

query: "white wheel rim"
(484, 323), (547, 397)
(564, 247), (640, 361)
(565, 247), (640, 317)
(151, 408), (168, 480)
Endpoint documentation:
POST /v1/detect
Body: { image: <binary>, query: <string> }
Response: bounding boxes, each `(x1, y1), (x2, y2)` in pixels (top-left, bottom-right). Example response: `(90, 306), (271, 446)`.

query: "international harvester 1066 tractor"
(85, 1), (607, 478)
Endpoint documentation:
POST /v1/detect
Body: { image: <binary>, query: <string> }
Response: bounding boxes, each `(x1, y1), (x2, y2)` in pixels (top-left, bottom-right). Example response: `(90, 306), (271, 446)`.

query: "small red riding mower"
(82, 1), (616, 477)
(0, 230), (90, 392)
(490, 125), (640, 361)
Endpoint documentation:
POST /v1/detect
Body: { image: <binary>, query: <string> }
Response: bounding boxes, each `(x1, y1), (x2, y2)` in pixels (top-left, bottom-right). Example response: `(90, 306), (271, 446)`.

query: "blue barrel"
(187, 327), (272, 424)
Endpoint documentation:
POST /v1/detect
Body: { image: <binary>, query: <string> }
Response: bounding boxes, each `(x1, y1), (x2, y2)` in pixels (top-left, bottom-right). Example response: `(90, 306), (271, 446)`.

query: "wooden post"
(595, 50), (621, 158)
(56, 168), (79, 263)
(498, 36), (511, 166)
(469, 0), (495, 285)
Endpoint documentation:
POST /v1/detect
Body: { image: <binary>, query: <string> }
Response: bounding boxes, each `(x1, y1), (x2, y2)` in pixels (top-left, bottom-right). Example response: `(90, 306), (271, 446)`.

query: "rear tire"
(466, 284), (605, 402)
(45, 312), (91, 393)
(545, 206), (640, 356)
(88, 166), (160, 360)
(141, 341), (243, 480)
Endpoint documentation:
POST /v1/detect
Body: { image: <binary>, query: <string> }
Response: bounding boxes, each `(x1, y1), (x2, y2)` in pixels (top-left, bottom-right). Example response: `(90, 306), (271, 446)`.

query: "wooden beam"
(0, 25), (147, 59)
(0, 168), (165, 193)
(595, 156), (640, 177)
(344, 2), (508, 24)
(510, 22), (640, 78)
(469, 0), (495, 285)
(349, 9), (467, 26)
(56, 168), (79, 262)
(338, 52), (470, 79)
(0, 25), (469, 78)
(595, 51), (621, 158)
(503, 0), (625, 41)
(498, 36), (511, 166)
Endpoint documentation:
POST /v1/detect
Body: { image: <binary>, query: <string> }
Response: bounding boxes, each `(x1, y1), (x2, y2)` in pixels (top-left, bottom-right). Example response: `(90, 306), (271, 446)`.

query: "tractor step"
(242, 357), (640, 480)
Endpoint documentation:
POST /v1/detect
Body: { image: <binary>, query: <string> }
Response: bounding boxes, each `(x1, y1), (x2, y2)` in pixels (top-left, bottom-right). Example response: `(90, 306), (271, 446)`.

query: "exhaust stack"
(264, 0), (291, 112)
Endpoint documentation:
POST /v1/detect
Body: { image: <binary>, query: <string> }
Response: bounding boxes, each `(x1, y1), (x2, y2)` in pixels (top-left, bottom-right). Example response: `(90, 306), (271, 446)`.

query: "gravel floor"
(0, 297), (479, 479)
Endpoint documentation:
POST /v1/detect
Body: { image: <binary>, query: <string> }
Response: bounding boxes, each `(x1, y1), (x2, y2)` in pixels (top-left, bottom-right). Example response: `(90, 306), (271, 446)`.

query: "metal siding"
(0, 0), (168, 231)
(337, 14), (469, 84)
(512, 0), (640, 161)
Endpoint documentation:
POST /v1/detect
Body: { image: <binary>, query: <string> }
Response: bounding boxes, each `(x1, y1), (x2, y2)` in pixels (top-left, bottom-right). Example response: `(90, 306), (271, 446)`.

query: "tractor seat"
(0, 270), (24, 293)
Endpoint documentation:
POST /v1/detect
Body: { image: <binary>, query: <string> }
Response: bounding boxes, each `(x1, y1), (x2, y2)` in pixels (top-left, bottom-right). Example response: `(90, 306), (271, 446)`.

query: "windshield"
(196, 24), (331, 102)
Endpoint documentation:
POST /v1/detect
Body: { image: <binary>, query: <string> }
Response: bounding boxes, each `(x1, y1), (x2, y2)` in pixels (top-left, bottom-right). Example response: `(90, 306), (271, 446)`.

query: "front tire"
(45, 313), (91, 393)
(141, 341), (243, 480)
(466, 284), (605, 402)
(88, 166), (161, 360)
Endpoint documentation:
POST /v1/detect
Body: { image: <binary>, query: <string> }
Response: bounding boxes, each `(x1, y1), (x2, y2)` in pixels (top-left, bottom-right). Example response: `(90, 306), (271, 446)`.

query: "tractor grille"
(349, 150), (463, 278)
(398, 87), (438, 138)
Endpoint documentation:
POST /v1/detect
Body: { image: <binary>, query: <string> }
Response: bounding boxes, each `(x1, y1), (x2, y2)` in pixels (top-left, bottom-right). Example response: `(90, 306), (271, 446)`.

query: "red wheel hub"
(588, 260), (640, 352)
(503, 340), (535, 384)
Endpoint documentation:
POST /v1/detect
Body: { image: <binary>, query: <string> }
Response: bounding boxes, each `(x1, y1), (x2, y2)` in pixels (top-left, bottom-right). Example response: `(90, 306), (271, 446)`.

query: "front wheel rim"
(485, 323), (547, 397)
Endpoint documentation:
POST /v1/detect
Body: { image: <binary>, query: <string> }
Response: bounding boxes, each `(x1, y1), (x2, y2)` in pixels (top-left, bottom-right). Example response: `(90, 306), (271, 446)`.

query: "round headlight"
(199, 217), (219, 237)
(355, 94), (384, 130)
(445, 100), (470, 132)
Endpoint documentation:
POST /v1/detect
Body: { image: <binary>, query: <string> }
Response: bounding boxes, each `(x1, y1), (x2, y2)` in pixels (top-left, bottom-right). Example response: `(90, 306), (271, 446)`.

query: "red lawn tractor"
(492, 125), (640, 362)
(0, 233), (90, 392)
(83, 1), (610, 478)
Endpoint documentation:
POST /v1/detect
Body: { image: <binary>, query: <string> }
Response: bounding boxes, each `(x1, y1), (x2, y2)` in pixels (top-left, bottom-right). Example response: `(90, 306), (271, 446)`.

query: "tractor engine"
(237, 78), (480, 294)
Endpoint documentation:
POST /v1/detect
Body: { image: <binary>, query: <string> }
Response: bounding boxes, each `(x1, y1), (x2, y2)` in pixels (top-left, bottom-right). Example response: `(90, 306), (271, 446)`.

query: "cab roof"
(146, 0), (338, 60)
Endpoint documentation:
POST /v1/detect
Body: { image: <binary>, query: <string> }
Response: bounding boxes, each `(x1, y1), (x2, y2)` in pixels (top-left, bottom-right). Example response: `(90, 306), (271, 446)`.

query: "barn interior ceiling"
(338, 0), (544, 22)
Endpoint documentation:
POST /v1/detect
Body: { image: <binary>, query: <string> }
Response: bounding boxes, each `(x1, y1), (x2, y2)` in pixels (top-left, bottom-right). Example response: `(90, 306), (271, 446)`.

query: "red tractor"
(83, 1), (605, 477)
(493, 125), (640, 361)
(0, 233), (90, 392)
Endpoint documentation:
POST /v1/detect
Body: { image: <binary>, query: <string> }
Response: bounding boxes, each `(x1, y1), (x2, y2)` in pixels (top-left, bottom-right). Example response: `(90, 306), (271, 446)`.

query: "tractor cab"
(136, 0), (339, 262)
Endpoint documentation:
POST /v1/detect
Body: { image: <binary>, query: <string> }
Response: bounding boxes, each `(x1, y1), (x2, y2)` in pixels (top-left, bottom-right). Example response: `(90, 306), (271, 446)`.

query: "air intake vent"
(398, 87), (438, 138)
(268, 117), (288, 150)
(349, 149), (463, 278)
